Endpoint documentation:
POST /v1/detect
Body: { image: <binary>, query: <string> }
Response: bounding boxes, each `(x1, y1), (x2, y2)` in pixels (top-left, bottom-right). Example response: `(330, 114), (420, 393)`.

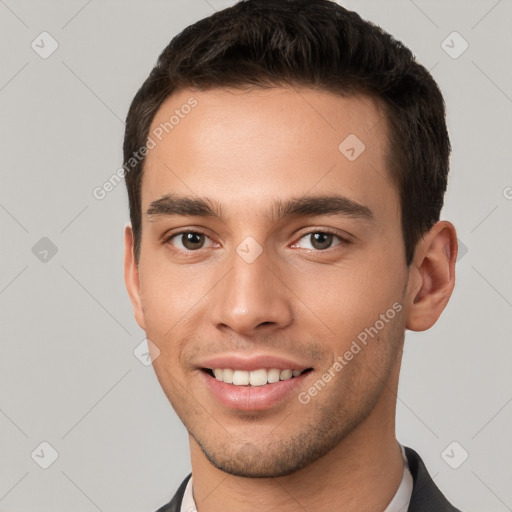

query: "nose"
(210, 243), (293, 336)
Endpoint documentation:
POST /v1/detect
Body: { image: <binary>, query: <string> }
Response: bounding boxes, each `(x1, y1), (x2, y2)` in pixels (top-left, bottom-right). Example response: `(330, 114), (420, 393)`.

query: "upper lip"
(197, 353), (313, 372)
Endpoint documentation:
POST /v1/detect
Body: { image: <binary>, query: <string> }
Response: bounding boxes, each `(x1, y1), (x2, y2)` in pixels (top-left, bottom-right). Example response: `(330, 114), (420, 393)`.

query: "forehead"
(142, 86), (398, 225)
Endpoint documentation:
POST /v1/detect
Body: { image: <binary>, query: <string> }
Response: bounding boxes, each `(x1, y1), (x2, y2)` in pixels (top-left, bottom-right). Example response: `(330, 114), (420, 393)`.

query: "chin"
(193, 429), (340, 478)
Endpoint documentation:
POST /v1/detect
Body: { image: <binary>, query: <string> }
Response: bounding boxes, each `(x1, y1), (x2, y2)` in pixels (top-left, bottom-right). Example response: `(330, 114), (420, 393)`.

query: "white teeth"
(267, 368), (281, 383)
(211, 367), (306, 386)
(280, 369), (292, 380)
(232, 370), (249, 385)
(222, 368), (234, 384)
(249, 369), (267, 387)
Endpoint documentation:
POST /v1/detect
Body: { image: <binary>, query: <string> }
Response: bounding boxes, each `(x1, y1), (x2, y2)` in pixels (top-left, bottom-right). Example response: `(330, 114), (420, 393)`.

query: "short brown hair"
(123, 0), (450, 266)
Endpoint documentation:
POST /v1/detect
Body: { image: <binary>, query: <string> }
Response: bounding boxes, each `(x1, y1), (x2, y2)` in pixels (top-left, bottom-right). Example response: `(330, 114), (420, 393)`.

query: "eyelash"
(163, 229), (352, 254)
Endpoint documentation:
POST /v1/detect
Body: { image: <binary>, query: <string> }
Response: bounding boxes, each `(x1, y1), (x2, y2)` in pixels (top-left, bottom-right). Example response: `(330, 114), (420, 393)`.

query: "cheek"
(290, 250), (405, 346)
(138, 260), (209, 330)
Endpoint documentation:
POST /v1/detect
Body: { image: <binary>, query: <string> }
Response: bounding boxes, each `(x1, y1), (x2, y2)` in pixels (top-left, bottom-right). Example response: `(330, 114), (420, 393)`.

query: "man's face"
(129, 87), (412, 477)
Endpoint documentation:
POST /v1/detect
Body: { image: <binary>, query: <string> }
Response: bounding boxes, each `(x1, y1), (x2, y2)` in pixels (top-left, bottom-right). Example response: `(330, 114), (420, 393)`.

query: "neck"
(188, 366), (404, 512)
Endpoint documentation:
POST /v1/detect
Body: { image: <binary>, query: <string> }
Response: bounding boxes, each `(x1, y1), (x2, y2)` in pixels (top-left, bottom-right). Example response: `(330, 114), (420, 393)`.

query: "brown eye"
(296, 231), (347, 251)
(310, 233), (334, 250)
(167, 231), (212, 251)
(181, 232), (205, 250)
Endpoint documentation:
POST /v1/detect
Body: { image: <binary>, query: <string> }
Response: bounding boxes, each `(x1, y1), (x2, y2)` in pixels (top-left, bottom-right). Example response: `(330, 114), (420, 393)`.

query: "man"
(123, 1), (461, 510)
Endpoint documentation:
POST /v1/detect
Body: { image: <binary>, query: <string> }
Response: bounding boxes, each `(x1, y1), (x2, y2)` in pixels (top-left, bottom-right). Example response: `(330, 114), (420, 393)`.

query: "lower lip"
(201, 370), (311, 411)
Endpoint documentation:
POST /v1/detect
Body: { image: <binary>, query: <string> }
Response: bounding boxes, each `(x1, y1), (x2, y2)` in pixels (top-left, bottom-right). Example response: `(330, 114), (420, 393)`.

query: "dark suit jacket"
(155, 445), (462, 512)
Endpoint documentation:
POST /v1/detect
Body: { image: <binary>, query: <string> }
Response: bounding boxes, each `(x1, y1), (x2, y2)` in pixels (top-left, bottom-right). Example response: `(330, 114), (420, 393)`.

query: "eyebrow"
(146, 193), (374, 224)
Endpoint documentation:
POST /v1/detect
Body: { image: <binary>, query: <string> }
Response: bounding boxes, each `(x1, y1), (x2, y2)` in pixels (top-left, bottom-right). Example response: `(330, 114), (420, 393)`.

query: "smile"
(204, 367), (312, 386)
(200, 367), (314, 411)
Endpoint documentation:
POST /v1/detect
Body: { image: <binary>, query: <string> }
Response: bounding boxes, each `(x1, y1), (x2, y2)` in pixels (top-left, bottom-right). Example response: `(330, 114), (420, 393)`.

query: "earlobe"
(123, 224), (146, 331)
(405, 221), (458, 332)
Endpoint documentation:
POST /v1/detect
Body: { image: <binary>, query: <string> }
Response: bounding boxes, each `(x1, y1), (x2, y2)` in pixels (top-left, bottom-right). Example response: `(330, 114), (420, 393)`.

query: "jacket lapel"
(155, 473), (191, 512)
(404, 446), (461, 511)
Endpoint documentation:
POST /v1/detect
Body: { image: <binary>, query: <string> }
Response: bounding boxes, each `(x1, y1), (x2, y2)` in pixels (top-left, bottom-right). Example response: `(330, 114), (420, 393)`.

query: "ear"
(405, 220), (458, 332)
(124, 223), (146, 331)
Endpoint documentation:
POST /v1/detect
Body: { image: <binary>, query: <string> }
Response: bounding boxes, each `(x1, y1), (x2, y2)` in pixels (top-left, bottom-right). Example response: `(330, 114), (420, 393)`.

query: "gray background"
(0, 0), (511, 510)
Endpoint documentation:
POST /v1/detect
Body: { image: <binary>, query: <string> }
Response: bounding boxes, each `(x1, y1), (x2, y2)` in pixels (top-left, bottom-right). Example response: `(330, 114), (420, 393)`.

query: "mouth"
(202, 367), (313, 386)
(199, 365), (314, 411)
(196, 352), (316, 411)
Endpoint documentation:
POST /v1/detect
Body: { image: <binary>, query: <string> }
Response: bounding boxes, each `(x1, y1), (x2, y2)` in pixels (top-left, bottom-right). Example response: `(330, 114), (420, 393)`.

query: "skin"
(124, 86), (457, 512)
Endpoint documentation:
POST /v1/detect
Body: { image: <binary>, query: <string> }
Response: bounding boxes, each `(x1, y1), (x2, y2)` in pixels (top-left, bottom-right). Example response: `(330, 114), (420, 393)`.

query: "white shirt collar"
(181, 443), (413, 512)
(383, 443), (413, 512)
